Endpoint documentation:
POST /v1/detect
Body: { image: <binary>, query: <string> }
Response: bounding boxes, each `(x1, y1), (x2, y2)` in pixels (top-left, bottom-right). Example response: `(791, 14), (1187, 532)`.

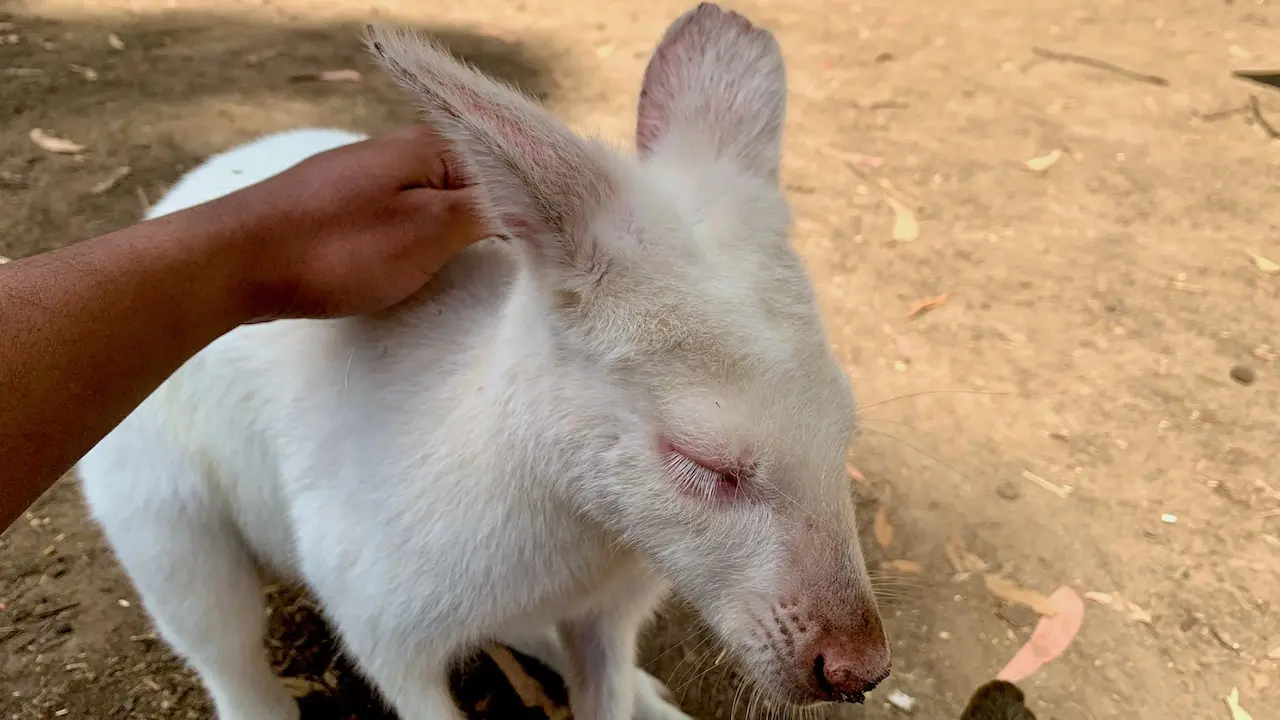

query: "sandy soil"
(2, 0), (1278, 718)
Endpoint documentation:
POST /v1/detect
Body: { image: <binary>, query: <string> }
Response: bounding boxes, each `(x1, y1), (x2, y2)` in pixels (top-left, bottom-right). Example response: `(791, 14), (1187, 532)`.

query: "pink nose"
(813, 650), (890, 703)
(810, 638), (891, 703)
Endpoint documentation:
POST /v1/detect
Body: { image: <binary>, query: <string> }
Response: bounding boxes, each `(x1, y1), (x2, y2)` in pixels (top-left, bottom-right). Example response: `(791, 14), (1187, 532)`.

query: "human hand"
(205, 125), (487, 320)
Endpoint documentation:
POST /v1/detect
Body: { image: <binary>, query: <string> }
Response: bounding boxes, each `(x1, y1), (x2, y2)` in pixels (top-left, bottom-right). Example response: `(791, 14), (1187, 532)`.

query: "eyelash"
(662, 449), (741, 503)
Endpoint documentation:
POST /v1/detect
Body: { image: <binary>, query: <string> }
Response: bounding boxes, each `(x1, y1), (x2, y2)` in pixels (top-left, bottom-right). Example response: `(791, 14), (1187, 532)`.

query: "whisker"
(866, 574), (928, 586)
(672, 642), (721, 699)
(731, 676), (750, 719)
(649, 622), (708, 665)
(667, 634), (717, 695)
(860, 425), (993, 492)
(861, 388), (1011, 411)
(861, 416), (925, 429)
(675, 646), (731, 696)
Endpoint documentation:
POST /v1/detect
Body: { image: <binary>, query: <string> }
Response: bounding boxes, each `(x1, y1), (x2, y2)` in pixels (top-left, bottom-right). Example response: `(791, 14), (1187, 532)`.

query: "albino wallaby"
(77, 4), (891, 719)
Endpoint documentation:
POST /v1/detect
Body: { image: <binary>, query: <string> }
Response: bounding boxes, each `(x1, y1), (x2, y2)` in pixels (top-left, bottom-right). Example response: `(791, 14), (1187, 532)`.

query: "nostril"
(815, 652), (864, 702)
(812, 649), (890, 704)
(813, 653), (833, 695)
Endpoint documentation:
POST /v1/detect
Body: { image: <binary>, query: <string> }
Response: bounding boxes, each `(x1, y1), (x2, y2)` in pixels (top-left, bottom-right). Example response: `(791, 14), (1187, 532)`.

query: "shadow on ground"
(0, 9), (557, 258)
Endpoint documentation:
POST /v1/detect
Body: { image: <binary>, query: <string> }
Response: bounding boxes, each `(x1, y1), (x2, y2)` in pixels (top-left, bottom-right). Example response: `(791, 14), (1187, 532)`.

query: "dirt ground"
(2, 0), (1278, 718)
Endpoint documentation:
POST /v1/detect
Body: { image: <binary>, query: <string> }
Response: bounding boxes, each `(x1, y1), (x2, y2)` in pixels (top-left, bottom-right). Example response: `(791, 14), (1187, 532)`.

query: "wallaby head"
(366, 2), (889, 706)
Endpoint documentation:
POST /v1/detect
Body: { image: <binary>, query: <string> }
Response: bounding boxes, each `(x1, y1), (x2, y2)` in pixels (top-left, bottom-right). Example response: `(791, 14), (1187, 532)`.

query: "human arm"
(0, 126), (484, 530)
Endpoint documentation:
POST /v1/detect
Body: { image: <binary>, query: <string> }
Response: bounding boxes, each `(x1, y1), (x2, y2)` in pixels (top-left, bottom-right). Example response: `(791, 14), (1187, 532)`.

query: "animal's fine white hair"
(77, 4), (889, 719)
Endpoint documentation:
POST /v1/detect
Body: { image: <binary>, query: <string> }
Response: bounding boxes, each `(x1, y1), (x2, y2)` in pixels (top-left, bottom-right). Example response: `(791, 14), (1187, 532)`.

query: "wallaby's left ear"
(636, 3), (787, 182)
(366, 25), (620, 282)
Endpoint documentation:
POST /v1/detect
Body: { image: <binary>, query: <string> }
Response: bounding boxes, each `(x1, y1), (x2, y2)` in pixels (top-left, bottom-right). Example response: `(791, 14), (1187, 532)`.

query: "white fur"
(78, 5), (890, 720)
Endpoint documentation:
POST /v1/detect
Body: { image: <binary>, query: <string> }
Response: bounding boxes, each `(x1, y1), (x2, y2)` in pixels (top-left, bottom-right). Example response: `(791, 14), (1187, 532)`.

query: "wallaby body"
(78, 5), (891, 720)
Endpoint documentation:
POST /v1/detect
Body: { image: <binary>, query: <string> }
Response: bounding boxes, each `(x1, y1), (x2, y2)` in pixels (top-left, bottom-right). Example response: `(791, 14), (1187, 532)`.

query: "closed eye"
(661, 441), (743, 504)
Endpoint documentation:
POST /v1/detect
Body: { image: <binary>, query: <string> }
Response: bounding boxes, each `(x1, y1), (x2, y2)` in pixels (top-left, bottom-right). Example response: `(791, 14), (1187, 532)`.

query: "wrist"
(177, 187), (299, 324)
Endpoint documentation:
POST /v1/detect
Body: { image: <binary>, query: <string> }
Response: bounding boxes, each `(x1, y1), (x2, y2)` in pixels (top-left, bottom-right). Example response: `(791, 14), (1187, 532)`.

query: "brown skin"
(0, 126), (486, 531)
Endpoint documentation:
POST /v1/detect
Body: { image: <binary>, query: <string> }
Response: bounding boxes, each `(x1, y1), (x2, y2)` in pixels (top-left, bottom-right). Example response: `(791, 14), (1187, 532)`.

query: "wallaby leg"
(103, 505), (297, 720)
(321, 614), (466, 720)
(504, 626), (686, 719)
(303, 553), (466, 720)
(501, 568), (691, 720)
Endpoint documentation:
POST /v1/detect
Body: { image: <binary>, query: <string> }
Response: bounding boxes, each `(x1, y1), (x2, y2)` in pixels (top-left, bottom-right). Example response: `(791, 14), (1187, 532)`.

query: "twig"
(1031, 47), (1169, 86)
(1247, 95), (1279, 139)
(1020, 469), (1072, 498)
(88, 165), (131, 195)
(1191, 102), (1251, 123)
(29, 601), (79, 621)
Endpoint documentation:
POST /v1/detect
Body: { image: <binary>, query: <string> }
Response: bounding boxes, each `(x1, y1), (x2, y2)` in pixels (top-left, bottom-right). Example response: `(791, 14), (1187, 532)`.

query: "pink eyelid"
(660, 439), (753, 481)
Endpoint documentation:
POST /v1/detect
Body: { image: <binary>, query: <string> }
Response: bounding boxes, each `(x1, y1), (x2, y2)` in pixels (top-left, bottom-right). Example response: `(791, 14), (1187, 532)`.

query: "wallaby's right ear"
(636, 3), (787, 181)
(365, 26), (617, 276)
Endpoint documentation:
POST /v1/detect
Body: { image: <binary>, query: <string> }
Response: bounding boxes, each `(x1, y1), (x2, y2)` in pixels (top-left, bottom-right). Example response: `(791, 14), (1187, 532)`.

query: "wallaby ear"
(365, 25), (617, 277)
(637, 3), (787, 181)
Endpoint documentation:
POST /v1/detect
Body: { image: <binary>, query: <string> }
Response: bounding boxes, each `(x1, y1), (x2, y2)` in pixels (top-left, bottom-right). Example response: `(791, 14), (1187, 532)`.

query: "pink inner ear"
(637, 3), (759, 154)
(636, 9), (702, 154)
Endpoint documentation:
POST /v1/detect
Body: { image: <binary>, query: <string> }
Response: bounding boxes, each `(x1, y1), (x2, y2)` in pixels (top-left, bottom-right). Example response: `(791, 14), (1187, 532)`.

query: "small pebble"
(1230, 364), (1255, 385)
(1160, 513), (1177, 524)
(995, 480), (1021, 502)
(886, 689), (916, 712)
(996, 603), (1039, 629)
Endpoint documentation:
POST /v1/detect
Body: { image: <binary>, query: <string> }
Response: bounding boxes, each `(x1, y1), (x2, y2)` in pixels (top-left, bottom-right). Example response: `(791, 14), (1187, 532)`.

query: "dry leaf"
(485, 646), (569, 720)
(1247, 250), (1280, 275)
(996, 586), (1084, 683)
(945, 525), (989, 574)
(824, 147), (886, 168)
(29, 128), (86, 154)
(984, 573), (1060, 616)
(1083, 590), (1152, 625)
(885, 197), (918, 242)
(882, 322), (920, 363)
(874, 505), (894, 548)
(1226, 688), (1254, 720)
(880, 559), (923, 574)
(89, 166), (131, 195)
(1126, 602), (1153, 625)
(320, 68), (363, 82)
(288, 68), (363, 83)
(1024, 149), (1064, 172)
(846, 463), (874, 494)
(280, 676), (326, 698)
(907, 292), (949, 319)
(71, 64), (98, 81)
(107, 33), (125, 50)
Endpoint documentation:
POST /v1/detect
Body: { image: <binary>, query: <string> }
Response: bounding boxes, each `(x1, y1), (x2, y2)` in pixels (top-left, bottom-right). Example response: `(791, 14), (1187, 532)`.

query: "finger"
(376, 125), (469, 191)
(404, 186), (492, 256)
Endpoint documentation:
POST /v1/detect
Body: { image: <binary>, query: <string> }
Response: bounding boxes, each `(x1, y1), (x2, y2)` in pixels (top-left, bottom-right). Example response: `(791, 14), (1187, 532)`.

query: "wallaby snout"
(774, 514), (891, 704)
